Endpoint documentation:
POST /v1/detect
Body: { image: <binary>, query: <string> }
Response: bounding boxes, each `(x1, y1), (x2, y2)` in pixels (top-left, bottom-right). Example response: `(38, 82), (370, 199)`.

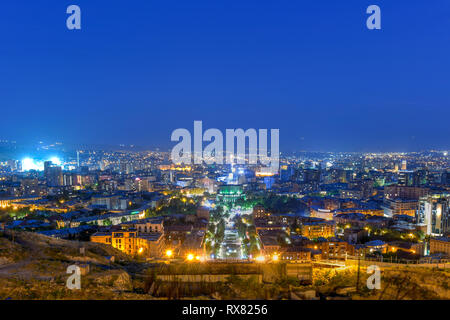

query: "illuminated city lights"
(0, 0), (449, 306)
(21, 156), (62, 171)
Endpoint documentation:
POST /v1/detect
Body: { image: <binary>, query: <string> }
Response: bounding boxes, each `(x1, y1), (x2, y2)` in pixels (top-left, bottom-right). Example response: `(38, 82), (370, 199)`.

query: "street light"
(272, 253), (279, 262)
(187, 253), (194, 261)
(165, 249), (173, 258)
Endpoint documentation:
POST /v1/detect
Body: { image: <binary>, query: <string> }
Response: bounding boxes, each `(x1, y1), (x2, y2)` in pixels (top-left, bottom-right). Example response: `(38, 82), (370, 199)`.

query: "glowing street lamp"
(187, 253), (194, 261)
(165, 249), (173, 258)
(272, 253), (279, 262)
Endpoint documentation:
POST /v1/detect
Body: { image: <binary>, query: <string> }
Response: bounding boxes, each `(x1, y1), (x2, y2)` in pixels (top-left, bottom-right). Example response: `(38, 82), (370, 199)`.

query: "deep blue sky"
(0, 1), (449, 152)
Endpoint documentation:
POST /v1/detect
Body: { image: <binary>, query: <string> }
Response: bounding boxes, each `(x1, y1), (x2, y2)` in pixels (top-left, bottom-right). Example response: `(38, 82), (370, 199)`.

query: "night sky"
(0, 1), (449, 152)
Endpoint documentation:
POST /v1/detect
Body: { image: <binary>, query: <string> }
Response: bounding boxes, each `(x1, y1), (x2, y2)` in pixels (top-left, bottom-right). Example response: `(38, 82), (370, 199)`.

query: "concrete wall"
(156, 274), (262, 283)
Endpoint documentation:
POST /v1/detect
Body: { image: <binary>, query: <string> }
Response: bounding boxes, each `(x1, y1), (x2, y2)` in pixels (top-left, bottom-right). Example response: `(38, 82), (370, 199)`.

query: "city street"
(218, 207), (245, 259)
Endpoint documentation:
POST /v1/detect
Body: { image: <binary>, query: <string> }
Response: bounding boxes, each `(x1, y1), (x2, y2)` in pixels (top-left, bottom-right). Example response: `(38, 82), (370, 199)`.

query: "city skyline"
(2, 0), (450, 307)
(1, 140), (449, 301)
(1, 139), (449, 164)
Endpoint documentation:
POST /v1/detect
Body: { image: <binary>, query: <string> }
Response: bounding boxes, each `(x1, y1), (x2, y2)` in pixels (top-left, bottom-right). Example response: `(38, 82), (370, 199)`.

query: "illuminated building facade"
(308, 240), (355, 259)
(300, 221), (335, 239)
(216, 185), (245, 204)
(91, 230), (164, 257)
(417, 194), (449, 236)
(280, 247), (311, 261)
(111, 231), (138, 255)
(429, 237), (450, 257)
(383, 199), (418, 217)
(398, 170), (414, 186)
(384, 185), (429, 200)
(253, 205), (269, 219)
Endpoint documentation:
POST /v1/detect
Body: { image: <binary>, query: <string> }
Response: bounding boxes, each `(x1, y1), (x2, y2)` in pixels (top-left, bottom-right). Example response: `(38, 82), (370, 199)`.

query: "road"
(218, 207), (245, 260)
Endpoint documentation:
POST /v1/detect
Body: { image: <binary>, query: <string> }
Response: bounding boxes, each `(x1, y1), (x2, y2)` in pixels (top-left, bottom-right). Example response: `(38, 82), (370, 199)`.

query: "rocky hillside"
(0, 230), (149, 299)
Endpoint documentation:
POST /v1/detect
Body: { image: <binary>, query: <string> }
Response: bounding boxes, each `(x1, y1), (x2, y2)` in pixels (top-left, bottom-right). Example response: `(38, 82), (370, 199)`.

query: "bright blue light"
(21, 156), (62, 171)
(22, 158), (44, 171)
(50, 157), (61, 166)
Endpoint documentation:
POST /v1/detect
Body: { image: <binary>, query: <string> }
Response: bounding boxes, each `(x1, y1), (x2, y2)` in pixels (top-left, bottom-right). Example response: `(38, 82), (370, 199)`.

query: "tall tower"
(76, 151), (80, 168)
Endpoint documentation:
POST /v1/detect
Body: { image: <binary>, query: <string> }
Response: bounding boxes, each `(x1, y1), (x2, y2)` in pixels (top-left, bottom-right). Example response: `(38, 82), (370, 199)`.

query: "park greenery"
(235, 193), (307, 214)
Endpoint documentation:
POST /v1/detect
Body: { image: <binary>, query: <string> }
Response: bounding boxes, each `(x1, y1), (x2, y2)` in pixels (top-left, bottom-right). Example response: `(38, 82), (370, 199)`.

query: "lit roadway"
(218, 207), (245, 259)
